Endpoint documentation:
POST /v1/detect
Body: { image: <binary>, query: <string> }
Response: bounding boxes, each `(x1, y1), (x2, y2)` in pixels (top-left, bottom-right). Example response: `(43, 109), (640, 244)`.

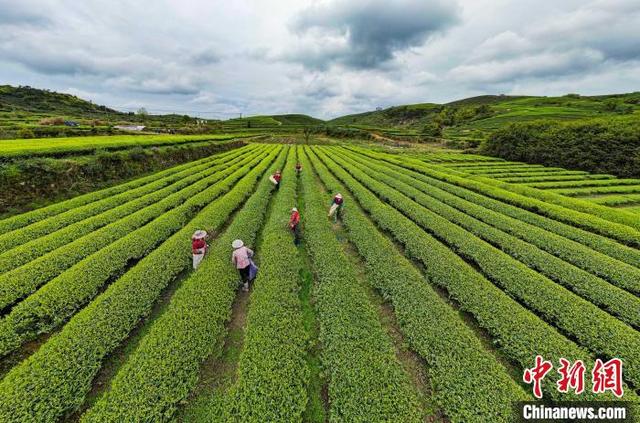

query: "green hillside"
(0, 85), (120, 116)
(4, 85), (640, 147)
(330, 102), (441, 128)
(0, 85), (223, 139)
(328, 93), (640, 145)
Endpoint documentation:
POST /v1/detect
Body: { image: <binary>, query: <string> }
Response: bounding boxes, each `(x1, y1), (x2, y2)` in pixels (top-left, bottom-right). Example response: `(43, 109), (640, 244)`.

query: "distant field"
(439, 159), (640, 211)
(0, 133), (257, 158)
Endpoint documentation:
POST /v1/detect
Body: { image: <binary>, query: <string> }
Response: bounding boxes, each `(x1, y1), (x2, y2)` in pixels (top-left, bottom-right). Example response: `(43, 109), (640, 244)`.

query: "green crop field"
(0, 141), (638, 422)
(0, 133), (259, 158)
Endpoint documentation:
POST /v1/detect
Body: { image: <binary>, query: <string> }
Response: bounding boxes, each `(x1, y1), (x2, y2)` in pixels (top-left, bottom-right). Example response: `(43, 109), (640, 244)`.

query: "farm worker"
(289, 207), (301, 245)
(270, 170), (282, 190)
(328, 193), (344, 222)
(232, 239), (254, 292)
(295, 163), (302, 176)
(191, 230), (208, 270)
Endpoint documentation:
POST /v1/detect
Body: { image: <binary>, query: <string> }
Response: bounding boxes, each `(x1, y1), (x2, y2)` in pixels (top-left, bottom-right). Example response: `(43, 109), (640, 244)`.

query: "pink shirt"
(232, 246), (253, 269)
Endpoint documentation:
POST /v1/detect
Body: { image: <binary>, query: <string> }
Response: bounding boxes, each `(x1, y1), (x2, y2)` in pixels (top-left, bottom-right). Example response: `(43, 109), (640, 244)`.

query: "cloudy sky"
(1, 0), (639, 119)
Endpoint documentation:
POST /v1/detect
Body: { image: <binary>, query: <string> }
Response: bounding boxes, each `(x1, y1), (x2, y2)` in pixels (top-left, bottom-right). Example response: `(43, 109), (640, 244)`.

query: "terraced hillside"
(0, 143), (638, 422)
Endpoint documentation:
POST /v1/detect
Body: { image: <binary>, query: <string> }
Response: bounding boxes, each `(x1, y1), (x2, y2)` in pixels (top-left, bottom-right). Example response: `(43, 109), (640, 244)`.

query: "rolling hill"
(3, 85), (640, 147)
(222, 114), (323, 130)
(329, 93), (640, 144)
(0, 85), (120, 117)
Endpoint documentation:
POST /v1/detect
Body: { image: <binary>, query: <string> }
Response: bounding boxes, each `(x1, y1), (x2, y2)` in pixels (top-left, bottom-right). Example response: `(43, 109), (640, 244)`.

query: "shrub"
(16, 128), (34, 139)
(482, 118), (640, 178)
(38, 117), (65, 126)
(420, 122), (442, 137)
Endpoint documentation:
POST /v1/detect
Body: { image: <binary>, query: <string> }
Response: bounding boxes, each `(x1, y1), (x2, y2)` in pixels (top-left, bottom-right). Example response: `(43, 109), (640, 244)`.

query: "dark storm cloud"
(303, 84), (340, 100)
(124, 80), (201, 96)
(188, 49), (221, 66)
(289, 0), (460, 70)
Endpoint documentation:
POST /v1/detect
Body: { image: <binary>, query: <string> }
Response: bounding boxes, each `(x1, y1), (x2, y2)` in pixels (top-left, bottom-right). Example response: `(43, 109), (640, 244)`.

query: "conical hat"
(192, 230), (207, 239)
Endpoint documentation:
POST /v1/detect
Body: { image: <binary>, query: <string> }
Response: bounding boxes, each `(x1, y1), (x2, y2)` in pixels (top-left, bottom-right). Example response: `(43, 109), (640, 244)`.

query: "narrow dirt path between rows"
(295, 166), (329, 423)
(0, 331), (55, 380)
(177, 169), (282, 421)
(335, 220), (444, 423)
(177, 288), (250, 422)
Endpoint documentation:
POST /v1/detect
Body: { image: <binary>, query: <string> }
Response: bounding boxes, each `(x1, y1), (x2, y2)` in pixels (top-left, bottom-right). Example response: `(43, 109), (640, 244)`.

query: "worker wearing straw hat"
(328, 193), (344, 222)
(231, 239), (255, 292)
(289, 207), (301, 245)
(270, 170), (282, 190)
(191, 230), (208, 270)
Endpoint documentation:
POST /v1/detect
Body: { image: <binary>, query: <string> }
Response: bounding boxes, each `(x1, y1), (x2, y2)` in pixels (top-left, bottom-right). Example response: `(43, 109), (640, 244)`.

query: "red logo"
(592, 358), (624, 398)
(523, 355), (554, 399)
(557, 358), (585, 395)
(524, 356), (624, 398)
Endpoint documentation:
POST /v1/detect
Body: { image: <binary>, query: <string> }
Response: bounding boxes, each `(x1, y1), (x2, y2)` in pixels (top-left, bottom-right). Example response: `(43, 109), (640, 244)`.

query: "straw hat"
(232, 239), (244, 249)
(192, 230), (207, 239)
(292, 207), (298, 212)
(335, 193), (343, 198)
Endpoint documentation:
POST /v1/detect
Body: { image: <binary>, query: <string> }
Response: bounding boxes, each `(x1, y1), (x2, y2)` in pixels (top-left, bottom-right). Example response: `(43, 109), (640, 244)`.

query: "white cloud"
(469, 31), (534, 61)
(450, 49), (605, 84)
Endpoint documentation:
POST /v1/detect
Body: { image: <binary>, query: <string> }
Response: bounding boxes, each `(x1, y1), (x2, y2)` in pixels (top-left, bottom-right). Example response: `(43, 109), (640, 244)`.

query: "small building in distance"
(114, 125), (146, 131)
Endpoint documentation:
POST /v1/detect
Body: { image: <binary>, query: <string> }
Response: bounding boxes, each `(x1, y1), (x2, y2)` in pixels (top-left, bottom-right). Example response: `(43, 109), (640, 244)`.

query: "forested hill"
(0, 85), (121, 117)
